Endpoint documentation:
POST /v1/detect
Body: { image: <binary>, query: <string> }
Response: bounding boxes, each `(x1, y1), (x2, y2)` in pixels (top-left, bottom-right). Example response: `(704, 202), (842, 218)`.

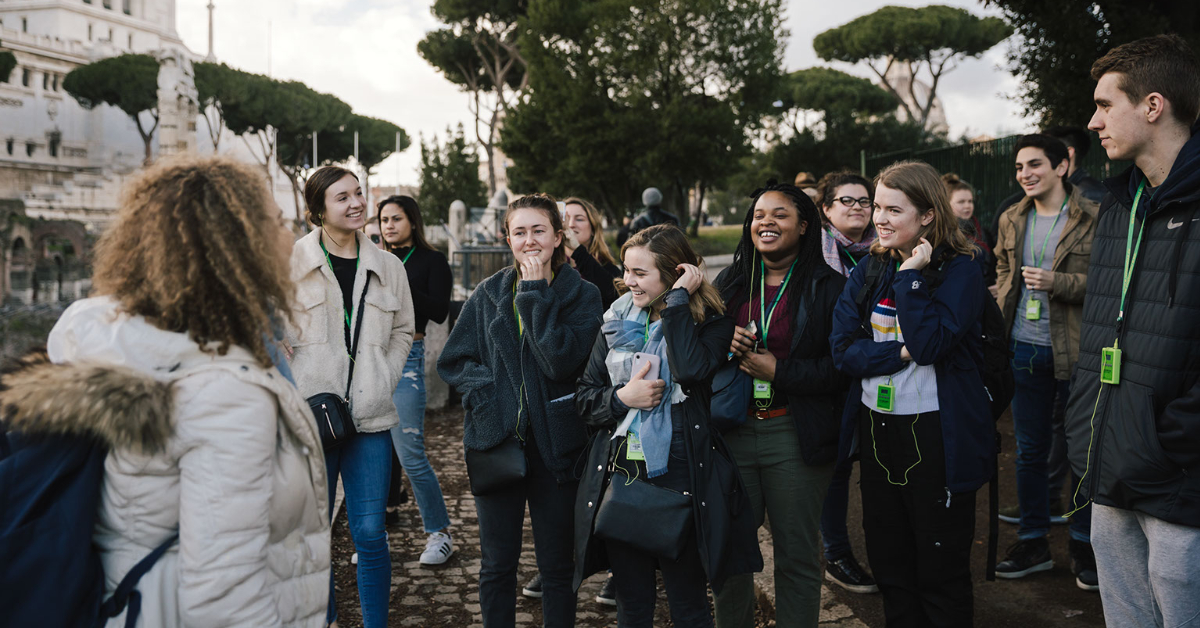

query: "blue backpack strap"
(95, 532), (178, 628)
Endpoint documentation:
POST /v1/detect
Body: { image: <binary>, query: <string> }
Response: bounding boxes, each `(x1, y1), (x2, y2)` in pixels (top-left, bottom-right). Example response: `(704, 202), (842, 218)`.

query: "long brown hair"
(376, 195), (433, 252)
(563, 196), (617, 267)
(871, 161), (975, 260)
(621, 224), (724, 324)
(506, 193), (569, 275)
(92, 154), (295, 367)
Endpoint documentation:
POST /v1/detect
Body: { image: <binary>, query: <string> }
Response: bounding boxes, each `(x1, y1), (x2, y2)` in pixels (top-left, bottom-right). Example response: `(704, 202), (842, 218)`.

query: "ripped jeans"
(389, 339), (451, 534)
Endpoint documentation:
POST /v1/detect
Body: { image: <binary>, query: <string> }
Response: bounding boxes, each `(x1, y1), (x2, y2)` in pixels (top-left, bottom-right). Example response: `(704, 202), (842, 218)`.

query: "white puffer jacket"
(287, 229), (414, 433)
(43, 297), (331, 628)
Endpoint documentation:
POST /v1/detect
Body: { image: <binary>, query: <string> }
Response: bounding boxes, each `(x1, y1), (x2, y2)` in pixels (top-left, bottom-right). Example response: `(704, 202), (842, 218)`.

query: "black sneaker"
(824, 554), (879, 594)
(521, 573), (543, 598)
(995, 537), (1054, 579)
(595, 575), (617, 606)
(1069, 540), (1100, 592)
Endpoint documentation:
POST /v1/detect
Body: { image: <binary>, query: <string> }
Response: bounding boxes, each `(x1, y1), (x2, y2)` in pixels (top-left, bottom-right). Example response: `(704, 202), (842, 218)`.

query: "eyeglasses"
(835, 196), (873, 209)
(369, 234), (380, 244)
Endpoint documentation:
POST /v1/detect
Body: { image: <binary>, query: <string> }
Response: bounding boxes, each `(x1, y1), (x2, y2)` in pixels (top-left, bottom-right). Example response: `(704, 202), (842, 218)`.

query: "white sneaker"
(419, 531), (454, 566)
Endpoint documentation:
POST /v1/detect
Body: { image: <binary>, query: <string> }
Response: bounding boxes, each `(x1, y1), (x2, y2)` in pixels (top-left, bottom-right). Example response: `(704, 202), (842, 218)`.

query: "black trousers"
(858, 406), (976, 628)
(605, 427), (713, 628)
(474, 435), (578, 628)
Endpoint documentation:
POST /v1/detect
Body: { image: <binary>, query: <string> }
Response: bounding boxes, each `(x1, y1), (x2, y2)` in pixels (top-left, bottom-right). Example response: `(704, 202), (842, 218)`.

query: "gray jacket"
(438, 265), (602, 481)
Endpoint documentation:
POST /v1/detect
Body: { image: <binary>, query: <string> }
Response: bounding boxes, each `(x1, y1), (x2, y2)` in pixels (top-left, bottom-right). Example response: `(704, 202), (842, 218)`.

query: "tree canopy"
(983, 0), (1200, 126)
(502, 0), (785, 233)
(63, 53), (160, 161)
(419, 0), (528, 196)
(814, 5), (1011, 134)
(417, 124), (488, 226)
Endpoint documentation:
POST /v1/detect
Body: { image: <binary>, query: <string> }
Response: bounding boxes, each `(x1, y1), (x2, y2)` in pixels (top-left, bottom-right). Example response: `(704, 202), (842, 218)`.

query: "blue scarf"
(601, 293), (683, 478)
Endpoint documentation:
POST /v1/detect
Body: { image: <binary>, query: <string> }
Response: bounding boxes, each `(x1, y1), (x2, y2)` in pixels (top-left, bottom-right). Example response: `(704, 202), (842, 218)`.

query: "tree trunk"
(688, 182), (705, 237)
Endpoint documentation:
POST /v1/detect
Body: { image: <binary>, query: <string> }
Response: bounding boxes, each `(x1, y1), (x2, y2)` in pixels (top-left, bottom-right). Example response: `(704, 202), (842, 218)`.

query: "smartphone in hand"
(631, 352), (661, 381)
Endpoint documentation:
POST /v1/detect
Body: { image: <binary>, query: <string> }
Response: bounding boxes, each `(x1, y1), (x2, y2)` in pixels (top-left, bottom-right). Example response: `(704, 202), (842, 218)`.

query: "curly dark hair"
(92, 154), (295, 367)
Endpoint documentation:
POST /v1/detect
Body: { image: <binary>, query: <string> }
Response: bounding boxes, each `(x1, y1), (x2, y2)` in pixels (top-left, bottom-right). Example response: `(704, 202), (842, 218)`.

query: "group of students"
(1, 32), (1196, 628)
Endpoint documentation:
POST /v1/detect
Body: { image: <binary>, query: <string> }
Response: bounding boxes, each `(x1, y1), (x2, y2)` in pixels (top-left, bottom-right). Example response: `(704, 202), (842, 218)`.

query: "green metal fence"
(864, 135), (1128, 232)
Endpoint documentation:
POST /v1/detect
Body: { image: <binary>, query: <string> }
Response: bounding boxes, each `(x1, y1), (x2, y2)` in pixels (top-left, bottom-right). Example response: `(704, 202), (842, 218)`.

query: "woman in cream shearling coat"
(287, 166), (414, 628)
(0, 155), (332, 627)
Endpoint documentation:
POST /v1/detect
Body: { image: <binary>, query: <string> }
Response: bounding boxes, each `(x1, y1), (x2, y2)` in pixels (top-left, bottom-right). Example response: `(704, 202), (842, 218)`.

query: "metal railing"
(453, 246), (512, 291)
(866, 135), (1128, 230)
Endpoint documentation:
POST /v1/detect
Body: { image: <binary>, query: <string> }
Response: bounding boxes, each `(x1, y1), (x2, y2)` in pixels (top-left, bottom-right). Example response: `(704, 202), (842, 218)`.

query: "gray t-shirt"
(1012, 206), (1068, 346)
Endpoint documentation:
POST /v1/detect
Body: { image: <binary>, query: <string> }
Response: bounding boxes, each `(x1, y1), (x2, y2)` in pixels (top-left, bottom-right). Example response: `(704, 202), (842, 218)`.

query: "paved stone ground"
(329, 406), (866, 627)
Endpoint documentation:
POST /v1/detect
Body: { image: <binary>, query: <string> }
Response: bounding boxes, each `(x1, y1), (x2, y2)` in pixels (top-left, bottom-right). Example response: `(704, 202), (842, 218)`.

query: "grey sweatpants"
(1092, 503), (1200, 627)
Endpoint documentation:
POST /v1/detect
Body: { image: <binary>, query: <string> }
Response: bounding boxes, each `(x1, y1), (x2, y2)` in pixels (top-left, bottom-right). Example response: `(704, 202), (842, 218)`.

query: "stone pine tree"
(814, 5), (1011, 136)
(63, 53), (160, 162)
(312, 114), (410, 208)
(418, 0), (527, 197)
(417, 124), (488, 226)
(501, 0), (785, 235)
(983, 0), (1200, 126)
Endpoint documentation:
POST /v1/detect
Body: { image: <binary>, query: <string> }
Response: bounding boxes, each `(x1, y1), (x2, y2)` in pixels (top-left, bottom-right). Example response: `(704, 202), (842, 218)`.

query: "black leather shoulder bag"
(308, 280), (369, 450)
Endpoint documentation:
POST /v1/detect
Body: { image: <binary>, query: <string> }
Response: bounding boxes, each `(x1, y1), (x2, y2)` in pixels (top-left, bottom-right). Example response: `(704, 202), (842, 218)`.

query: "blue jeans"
(1010, 341), (1090, 543)
(821, 458), (854, 561)
(325, 430), (392, 627)
(389, 339), (451, 534)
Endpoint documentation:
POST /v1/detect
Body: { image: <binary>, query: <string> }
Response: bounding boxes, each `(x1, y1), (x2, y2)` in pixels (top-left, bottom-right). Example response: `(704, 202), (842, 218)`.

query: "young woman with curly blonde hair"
(6, 154), (332, 626)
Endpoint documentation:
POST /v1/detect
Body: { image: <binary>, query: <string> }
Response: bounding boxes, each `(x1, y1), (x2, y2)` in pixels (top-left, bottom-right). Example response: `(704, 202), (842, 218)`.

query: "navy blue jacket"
(830, 251), (994, 493)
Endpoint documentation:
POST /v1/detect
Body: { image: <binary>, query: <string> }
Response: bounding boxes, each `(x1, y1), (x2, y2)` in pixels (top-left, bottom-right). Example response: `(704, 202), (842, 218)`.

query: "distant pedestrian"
(4, 155), (331, 627)
(623, 187), (679, 243)
(289, 166), (415, 628)
(795, 171), (820, 203)
(830, 160), (991, 628)
(376, 195), (456, 566)
(1067, 34), (1200, 627)
(712, 182), (850, 627)
(576, 224), (761, 628)
(438, 193), (602, 628)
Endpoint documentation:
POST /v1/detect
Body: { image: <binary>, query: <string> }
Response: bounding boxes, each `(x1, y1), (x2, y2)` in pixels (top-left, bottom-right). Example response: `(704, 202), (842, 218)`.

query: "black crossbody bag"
(308, 281), (369, 451)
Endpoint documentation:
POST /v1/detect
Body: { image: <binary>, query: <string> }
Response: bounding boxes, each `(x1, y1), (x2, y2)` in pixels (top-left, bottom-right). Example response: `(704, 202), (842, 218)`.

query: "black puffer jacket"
(572, 295), (762, 594)
(714, 263), (848, 466)
(1065, 129), (1200, 527)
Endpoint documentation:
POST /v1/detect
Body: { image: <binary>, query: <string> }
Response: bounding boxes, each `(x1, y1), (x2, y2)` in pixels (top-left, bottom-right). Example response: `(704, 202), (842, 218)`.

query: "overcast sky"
(176, 0), (1034, 187)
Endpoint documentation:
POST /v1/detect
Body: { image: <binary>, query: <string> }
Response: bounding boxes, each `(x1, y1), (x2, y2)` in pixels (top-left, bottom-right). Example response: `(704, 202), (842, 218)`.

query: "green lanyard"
(400, 247), (415, 264)
(758, 258), (797, 351)
(513, 278), (523, 337)
(1118, 180), (1150, 328)
(320, 236), (359, 330)
(1028, 198), (1068, 269)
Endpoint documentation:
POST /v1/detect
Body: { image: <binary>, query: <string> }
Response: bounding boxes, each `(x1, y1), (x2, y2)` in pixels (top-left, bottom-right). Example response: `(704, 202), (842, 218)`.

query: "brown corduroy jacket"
(995, 186), (1099, 380)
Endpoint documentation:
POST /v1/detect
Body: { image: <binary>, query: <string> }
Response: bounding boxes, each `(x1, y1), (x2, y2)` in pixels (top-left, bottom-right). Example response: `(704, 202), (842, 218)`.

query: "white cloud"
(177, 0), (1033, 187)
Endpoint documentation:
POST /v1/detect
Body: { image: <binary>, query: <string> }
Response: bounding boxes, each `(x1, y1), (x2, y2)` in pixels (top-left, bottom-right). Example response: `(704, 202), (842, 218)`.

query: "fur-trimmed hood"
(0, 349), (174, 453)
